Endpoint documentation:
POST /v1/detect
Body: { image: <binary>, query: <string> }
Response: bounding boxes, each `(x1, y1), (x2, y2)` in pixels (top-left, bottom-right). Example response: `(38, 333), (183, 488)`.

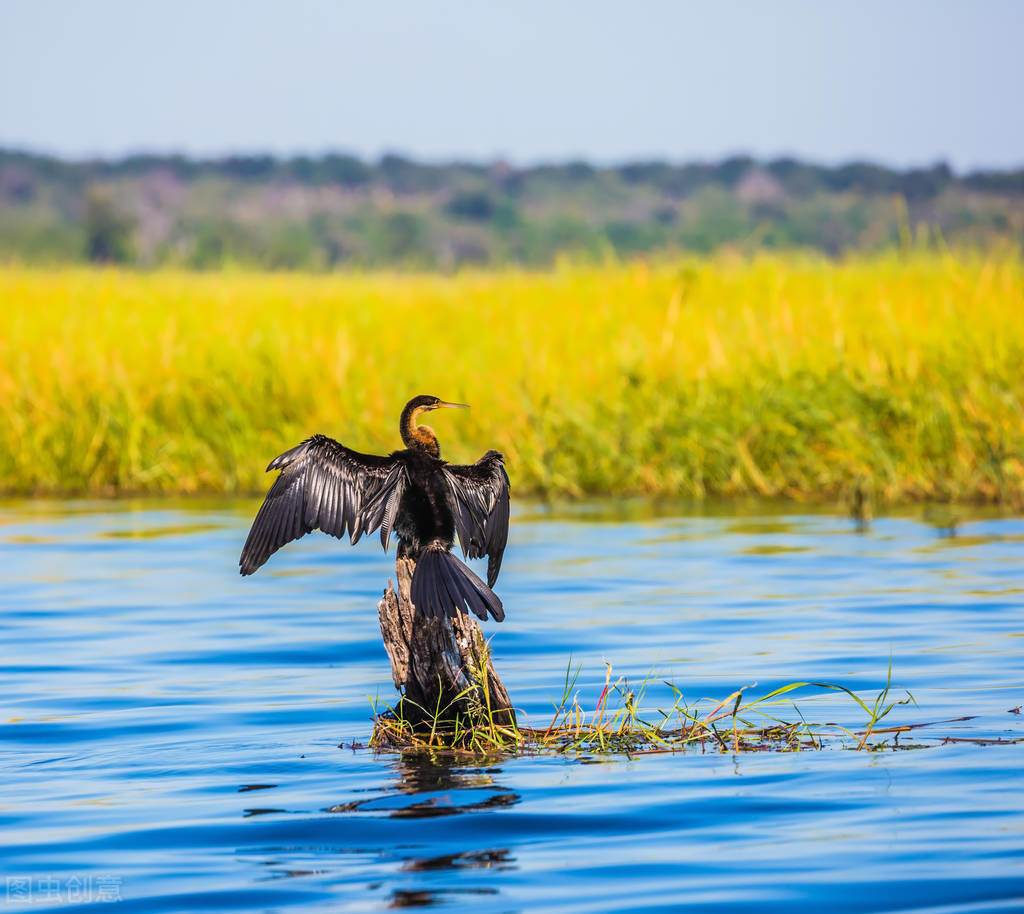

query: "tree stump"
(376, 554), (516, 731)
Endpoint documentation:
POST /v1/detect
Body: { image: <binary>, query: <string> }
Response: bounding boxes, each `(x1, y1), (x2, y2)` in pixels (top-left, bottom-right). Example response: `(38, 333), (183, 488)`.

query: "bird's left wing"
(239, 434), (407, 575)
(442, 449), (510, 588)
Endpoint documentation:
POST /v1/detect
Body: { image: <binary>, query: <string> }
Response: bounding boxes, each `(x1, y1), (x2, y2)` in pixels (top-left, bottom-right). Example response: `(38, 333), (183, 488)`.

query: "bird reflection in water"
(326, 753), (517, 908)
(326, 751), (521, 820)
(400, 847), (513, 873)
(388, 886), (499, 908)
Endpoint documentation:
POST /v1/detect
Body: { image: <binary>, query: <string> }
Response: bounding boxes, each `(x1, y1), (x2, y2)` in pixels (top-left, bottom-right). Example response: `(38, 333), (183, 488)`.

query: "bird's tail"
(410, 543), (505, 622)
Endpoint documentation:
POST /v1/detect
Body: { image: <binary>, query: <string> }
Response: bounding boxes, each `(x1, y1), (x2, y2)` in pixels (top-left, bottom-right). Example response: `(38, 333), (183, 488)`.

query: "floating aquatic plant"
(361, 651), (978, 757)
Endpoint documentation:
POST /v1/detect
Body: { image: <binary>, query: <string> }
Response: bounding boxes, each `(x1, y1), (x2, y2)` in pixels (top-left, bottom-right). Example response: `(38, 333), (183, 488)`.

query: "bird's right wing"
(239, 434), (407, 575)
(442, 449), (510, 588)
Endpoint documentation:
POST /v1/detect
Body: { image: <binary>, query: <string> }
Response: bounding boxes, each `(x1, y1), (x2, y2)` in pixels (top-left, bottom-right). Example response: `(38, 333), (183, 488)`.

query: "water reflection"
(326, 753), (521, 820)
(388, 886), (499, 908)
(325, 754), (518, 909)
(97, 522), (227, 539)
(401, 847), (513, 873)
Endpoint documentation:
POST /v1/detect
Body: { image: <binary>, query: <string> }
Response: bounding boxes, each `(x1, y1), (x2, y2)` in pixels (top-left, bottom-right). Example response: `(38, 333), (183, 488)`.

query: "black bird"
(239, 395), (510, 622)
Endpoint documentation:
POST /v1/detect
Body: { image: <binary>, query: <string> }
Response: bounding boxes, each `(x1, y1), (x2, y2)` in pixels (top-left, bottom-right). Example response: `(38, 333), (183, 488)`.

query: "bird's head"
(400, 395), (469, 455)
(406, 394), (469, 414)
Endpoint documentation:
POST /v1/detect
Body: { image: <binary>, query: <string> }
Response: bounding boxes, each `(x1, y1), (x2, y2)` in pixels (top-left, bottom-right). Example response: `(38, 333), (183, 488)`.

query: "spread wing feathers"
(239, 434), (407, 575)
(442, 449), (510, 588)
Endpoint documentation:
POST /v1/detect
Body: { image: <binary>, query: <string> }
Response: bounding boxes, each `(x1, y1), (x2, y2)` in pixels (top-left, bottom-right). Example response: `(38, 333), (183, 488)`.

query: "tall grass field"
(1, 254), (1021, 506)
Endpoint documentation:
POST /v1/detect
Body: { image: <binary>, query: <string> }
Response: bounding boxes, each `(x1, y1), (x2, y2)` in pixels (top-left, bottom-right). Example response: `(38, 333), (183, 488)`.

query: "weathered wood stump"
(376, 554), (516, 730)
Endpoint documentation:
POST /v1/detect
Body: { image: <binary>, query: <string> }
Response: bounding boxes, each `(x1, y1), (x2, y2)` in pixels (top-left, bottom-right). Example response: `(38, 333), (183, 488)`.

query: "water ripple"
(0, 500), (1022, 911)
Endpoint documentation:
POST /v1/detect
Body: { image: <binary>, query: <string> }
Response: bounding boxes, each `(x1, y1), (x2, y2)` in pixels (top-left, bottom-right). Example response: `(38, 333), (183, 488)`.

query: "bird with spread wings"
(239, 395), (510, 622)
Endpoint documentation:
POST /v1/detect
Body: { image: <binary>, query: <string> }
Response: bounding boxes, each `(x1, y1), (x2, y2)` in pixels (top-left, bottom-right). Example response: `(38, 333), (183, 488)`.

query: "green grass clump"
(2, 253), (1022, 504)
(368, 660), (922, 757)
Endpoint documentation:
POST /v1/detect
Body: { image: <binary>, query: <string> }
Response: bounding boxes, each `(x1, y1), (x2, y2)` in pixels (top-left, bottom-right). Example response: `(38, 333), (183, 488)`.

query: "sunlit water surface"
(1, 499), (1022, 912)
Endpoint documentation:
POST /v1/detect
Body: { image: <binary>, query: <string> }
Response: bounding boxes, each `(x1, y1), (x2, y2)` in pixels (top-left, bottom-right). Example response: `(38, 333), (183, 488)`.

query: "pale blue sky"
(1, 0), (1021, 170)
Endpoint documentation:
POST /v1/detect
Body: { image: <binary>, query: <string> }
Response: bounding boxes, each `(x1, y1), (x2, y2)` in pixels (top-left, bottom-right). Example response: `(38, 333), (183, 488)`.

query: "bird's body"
(239, 395), (510, 622)
(391, 448), (455, 555)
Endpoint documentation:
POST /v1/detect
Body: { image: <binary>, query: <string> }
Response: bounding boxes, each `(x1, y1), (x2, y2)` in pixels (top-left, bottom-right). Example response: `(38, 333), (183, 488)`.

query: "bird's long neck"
(400, 403), (441, 458)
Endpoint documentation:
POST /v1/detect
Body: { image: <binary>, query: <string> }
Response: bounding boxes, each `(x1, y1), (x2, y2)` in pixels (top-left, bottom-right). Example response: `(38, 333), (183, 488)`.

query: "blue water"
(2, 499), (1022, 912)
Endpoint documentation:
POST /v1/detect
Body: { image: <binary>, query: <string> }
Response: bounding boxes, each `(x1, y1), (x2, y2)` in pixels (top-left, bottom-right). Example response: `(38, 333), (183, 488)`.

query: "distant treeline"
(1, 148), (1022, 268)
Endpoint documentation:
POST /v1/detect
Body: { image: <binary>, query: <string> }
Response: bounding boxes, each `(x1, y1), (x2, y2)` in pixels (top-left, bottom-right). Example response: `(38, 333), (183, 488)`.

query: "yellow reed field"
(0, 253), (1021, 505)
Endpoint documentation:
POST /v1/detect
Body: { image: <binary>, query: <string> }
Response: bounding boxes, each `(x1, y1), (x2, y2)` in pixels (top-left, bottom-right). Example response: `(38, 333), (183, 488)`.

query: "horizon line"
(3, 144), (1022, 178)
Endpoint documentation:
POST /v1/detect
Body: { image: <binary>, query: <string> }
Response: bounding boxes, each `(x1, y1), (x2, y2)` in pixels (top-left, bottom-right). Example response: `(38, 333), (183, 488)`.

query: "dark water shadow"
(401, 847), (513, 873)
(321, 753), (519, 908)
(325, 752), (521, 820)
(388, 886), (499, 908)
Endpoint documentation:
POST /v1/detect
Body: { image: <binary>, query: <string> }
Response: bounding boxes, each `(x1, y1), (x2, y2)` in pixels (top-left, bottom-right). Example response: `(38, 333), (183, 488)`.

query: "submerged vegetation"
(1, 253), (1022, 505)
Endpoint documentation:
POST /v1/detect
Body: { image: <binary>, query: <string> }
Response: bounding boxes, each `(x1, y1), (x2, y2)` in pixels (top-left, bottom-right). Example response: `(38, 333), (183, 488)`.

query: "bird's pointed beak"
(436, 401), (470, 410)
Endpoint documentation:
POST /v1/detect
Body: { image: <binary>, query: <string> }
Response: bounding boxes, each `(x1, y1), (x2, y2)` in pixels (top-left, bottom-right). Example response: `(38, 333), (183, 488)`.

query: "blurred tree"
(445, 189), (497, 221)
(379, 154), (445, 194)
(0, 149), (1022, 267)
(524, 217), (603, 263)
(605, 220), (665, 254)
(677, 187), (754, 252)
(371, 211), (433, 265)
(218, 155), (277, 181)
(900, 163), (953, 202)
(714, 156), (757, 187)
(184, 219), (258, 269)
(265, 223), (323, 270)
(766, 157), (825, 197)
(321, 153), (372, 187)
(964, 168), (1024, 193)
(82, 187), (135, 263)
(491, 199), (522, 233)
(0, 164), (37, 203)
